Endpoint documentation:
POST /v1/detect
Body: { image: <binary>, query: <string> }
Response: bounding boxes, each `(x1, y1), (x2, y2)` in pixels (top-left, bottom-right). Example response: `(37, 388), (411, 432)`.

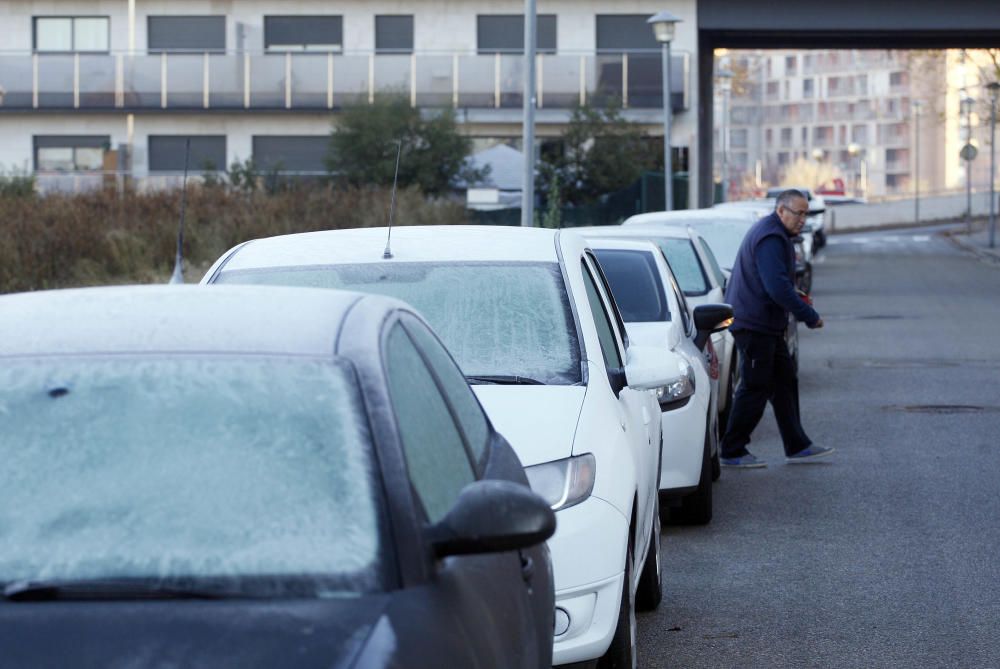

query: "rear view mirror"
(623, 344), (678, 390)
(428, 480), (555, 558)
(693, 303), (734, 350)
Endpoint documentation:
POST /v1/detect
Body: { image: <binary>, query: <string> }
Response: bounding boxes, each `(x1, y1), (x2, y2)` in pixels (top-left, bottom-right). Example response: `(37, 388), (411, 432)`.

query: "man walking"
(720, 189), (833, 467)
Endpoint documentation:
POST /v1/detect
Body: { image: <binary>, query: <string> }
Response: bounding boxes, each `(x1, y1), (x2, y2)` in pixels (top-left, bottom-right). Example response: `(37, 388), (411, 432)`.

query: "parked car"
(577, 221), (740, 438)
(764, 187), (830, 251)
(0, 285), (556, 669)
(585, 237), (733, 524)
(204, 225), (673, 667)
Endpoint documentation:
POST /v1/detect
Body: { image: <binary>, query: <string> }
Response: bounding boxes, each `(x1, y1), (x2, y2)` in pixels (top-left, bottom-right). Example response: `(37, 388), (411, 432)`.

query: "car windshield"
(218, 262), (581, 385)
(651, 238), (709, 296)
(592, 249), (670, 323)
(0, 356), (380, 596)
(687, 223), (753, 270)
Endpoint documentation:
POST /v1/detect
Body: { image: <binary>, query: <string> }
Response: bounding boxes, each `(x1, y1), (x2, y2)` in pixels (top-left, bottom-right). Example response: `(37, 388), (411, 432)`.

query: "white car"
(203, 225), (675, 667)
(584, 237), (733, 525)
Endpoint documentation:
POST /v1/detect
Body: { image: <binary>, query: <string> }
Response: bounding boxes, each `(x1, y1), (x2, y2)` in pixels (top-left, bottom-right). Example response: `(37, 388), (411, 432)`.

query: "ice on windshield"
(690, 224), (752, 270)
(653, 239), (710, 296)
(219, 262), (582, 384)
(0, 356), (380, 592)
(592, 249), (670, 323)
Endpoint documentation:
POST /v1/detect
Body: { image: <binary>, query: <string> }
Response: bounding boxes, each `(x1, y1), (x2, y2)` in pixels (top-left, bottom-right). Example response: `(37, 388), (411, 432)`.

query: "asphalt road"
(638, 224), (1000, 668)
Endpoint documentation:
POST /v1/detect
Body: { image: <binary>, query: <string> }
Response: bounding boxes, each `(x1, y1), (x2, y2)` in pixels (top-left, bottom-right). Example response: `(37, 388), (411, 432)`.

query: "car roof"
(582, 237), (663, 254)
(0, 285), (395, 358)
(623, 208), (754, 226)
(215, 225), (567, 274)
(573, 225), (692, 241)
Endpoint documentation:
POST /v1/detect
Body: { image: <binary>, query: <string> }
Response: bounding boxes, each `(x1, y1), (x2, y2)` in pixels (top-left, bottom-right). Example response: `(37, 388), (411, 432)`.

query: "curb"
(940, 227), (1000, 265)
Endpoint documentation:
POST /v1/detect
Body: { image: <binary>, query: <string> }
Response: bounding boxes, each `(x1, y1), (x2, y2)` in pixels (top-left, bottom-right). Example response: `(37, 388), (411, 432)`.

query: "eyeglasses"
(781, 206), (808, 218)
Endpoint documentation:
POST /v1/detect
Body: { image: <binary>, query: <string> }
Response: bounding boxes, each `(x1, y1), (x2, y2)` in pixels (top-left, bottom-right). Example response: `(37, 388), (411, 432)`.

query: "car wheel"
(635, 496), (662, 611)
(598, 548), (636, 669)
(670, 426), (713, 525)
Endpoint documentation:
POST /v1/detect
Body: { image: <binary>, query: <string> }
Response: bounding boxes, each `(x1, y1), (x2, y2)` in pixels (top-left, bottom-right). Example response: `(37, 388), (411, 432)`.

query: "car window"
(385, 323), (476, 524)
(580, 259), (623, 371)
(697, 237), (727, 289)
(653, 238), (710, 296)
(219, 262), (581, 385)
(659, 250), (693, 334)
(687, 223), (751, 271)
(592, 248), (670, 323)
(401, 315), (490, 465)
(0, 355), (380, 595)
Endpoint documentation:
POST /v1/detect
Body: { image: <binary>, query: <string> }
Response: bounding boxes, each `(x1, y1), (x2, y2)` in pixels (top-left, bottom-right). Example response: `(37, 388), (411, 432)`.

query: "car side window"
(580, 259), (623, 371)
(385, 323), (476, 524)
(660, 250), (693, 335)
(401, 315), (490, 465)
(697, 237), (728, 288)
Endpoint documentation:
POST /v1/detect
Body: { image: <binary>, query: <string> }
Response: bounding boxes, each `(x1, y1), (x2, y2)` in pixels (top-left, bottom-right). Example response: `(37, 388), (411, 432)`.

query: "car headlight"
(524, 454), (596, 511)
(655, 360), (695, 409)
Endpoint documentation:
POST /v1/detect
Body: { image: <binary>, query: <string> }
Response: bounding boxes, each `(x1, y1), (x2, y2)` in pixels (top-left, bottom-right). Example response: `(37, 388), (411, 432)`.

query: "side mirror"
(427, 480), (556, 559)
(693, 303), (734, 351)
(623, 344), (677, 390)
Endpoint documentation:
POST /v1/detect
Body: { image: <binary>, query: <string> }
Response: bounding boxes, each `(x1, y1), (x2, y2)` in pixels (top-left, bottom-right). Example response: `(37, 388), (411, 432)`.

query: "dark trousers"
(721, 329), (811, 458)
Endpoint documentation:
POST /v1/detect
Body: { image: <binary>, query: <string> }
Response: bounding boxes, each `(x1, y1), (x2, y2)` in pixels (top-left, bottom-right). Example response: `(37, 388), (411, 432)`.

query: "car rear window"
(652, 238), (710, 296)
(592, 249), (670, 323)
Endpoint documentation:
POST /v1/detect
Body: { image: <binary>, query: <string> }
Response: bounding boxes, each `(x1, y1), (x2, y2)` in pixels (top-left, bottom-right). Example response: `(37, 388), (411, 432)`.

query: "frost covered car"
(0, 285), (556, 669)
(204, 226), (672, 667)
(585, 237), (732, 525)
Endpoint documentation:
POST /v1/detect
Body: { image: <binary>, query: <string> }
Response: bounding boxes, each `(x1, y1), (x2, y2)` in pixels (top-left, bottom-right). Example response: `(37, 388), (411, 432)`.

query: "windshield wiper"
(465, 375), (545, 386)
(2, 578), (244, 602)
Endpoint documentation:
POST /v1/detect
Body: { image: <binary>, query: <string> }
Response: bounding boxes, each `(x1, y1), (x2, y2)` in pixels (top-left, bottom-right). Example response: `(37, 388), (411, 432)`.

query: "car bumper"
(549, 497), (628, 666)
(658, 400), (706, 493)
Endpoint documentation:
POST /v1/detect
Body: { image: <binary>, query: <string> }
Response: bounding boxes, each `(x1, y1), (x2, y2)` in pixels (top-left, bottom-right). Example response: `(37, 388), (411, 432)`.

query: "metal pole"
(721, 84), (729, 203)
(990, 95), (997, 248)
(662, 41), (673, 210)
(520, 0), (537, 227)
(914, 103), (920, 225)
(967, 151), (973, 235)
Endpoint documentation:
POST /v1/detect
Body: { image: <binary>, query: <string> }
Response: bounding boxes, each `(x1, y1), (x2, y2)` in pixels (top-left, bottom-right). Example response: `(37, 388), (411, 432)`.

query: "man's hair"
(775, 189), (807, 211)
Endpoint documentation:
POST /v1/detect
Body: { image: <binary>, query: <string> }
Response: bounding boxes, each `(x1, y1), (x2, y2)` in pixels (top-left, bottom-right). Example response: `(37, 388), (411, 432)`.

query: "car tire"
(670, 426), (713, 526)
(635, 497), (662, 612)
(598, 548), (636, 669)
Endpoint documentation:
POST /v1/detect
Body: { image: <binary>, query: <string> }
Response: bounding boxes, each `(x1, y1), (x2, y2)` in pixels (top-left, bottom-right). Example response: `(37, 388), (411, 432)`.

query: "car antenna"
(168, 138), (192, 284)
(382, 139), (402, 260)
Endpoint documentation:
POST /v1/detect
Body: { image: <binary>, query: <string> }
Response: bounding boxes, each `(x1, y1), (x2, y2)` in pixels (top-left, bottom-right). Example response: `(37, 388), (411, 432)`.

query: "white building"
(0, 0), (700, 205)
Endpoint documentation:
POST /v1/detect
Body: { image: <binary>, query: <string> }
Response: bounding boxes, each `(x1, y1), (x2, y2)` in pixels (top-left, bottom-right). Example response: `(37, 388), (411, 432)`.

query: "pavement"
(937, 218), (1000, 264)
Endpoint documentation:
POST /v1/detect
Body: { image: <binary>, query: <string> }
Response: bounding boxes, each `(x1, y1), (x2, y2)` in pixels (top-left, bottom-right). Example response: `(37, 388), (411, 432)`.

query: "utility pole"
(913, 100), (923, 225)
(520, 0), (537, 227)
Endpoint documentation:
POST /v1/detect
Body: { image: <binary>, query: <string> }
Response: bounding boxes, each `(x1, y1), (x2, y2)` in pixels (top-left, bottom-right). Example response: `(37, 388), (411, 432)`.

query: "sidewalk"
(941, 219), (1000, 264)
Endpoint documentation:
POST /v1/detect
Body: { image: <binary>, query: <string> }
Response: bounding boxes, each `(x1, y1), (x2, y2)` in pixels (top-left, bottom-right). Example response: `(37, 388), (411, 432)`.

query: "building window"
(477, 15), (556, 54)
(252, 136), (329, 174)
(375, 15), (414, 54)
(595, 15), (658, 52)
(766, 81), (779, 97)
(34, 136), (109, 172)
(803, 78), (814, 99)
(730, 128), (748, 149)
(780, 127), (793, 147)
(148, 136), (226, 173)
(33, 17), (109, 52)
(785, 55), (797, 76)
(148, 16), (225, 53)
(889, 71), (908, 87)
(264, 16), (342, 52)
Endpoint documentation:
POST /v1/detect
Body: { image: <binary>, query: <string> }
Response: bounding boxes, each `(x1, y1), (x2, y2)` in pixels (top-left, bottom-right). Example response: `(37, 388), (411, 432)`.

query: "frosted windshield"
(219, 262), (582, 384)
(0, 356), (380, 595)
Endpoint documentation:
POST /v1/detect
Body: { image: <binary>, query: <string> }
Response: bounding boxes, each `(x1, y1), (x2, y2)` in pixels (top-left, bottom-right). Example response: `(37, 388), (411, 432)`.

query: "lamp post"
(960, 93), (976, 234)
(913, 100), (923, 225)
(648, 11), (681, 210)
(988, 82), (999, 248)
(717, 67), (733, 203)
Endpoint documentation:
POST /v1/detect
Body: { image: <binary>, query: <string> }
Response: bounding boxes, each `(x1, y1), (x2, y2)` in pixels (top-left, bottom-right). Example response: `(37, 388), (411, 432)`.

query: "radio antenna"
(383, 139), (402, 260)
(169, 138), (192, 284)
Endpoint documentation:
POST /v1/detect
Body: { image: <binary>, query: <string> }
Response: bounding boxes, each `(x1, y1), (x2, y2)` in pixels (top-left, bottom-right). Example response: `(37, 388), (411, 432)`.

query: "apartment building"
(720, 49), (948, 198)
(0, 0), (700, 204)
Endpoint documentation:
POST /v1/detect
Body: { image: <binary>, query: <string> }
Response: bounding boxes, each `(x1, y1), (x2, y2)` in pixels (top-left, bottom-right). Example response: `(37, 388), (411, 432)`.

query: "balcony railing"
(0, 50), (689, 112)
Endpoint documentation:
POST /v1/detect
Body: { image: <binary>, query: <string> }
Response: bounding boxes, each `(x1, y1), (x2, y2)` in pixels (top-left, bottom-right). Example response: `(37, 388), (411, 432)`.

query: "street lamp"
(717, 67), (733, 203)
(913, 100), (923, 225)
(987, 81), (999, 248)
(648, 11), (681, 210)
(960, 93), (976, 233)
(847, 142), (862, 197)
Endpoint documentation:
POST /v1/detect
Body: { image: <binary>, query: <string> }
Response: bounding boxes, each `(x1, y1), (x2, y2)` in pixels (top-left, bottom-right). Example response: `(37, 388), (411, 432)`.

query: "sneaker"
(720, 453), (767, 468)
(786, 445), (835, 463)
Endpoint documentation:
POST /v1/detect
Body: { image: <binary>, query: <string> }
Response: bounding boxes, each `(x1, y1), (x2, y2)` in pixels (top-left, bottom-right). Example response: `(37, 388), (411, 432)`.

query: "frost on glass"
(0, 356), (379, 593)
(220, 262), (582, 384)
(654, 238), (710, 295)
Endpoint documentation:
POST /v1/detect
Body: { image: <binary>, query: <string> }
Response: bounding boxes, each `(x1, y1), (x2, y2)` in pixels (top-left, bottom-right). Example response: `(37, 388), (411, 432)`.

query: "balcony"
(0, 50), (690, 114)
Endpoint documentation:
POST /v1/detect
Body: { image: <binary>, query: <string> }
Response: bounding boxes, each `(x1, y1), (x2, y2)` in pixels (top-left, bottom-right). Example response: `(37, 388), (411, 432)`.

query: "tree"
(779, 156), (839, 192)
(541, 102), (660, 206)
(326, 96), (487, 196)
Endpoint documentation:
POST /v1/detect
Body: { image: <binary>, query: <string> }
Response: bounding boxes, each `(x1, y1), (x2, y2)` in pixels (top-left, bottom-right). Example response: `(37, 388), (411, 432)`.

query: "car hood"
(0, 595), (393, 669)
(472, 386), (586, 467)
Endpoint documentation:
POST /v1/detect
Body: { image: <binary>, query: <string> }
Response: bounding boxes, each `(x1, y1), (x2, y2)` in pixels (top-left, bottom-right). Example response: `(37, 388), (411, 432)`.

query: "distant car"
(0, 285), (556, 668)
(586, 237), (733, 524)
(204, 226), (673, 668)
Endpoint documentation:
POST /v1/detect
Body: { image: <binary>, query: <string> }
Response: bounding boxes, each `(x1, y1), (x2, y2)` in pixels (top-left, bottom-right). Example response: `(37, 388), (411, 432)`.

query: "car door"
(383, 317), (548, 669)
(580, 254), (658, 570)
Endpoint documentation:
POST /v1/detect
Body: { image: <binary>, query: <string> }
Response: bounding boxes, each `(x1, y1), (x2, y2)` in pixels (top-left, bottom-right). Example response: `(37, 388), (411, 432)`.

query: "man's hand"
(808, 317), (824, 329)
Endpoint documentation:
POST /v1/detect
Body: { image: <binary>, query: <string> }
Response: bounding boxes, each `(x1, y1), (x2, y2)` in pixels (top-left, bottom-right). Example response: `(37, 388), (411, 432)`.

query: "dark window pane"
(477, 15), (556, 54)
(593, 249), (670, 323)
(148, 136), (226, 172)
(264, 16), (342, 51)
(252, 136), (329, 173)
(581, 261), (622, 371)
(596, 15), (658, 52)
(375, 15), (413, 53)
(148, 16), (225, 52)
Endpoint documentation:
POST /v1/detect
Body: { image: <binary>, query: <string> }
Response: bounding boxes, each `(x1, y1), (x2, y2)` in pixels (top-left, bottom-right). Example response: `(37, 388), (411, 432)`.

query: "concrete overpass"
(696, 0), (1000, 206)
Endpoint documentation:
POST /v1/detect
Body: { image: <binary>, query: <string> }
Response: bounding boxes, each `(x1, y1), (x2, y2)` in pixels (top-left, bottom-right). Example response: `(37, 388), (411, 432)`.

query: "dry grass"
(0, 185), (469, 293)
